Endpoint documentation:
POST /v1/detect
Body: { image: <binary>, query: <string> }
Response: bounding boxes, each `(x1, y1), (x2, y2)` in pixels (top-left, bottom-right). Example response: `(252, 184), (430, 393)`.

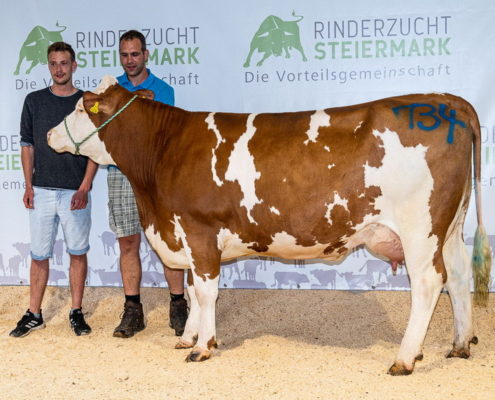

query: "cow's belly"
(146, 217), (406, 269)
(218, 228), (348, 261)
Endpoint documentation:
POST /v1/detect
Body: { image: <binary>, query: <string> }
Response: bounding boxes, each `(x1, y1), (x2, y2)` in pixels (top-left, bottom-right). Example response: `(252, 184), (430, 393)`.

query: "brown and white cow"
(48, 75), (491, 375)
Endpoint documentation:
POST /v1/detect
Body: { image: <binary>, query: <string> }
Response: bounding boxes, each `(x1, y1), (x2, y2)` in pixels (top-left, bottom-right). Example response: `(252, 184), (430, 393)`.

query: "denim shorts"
(29, 187), (91, 260)
(107, 167), (141, 238)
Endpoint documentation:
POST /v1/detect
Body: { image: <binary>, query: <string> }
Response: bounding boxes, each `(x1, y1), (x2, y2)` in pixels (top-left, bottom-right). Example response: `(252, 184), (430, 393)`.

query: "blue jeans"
(29, 187), (91, 260)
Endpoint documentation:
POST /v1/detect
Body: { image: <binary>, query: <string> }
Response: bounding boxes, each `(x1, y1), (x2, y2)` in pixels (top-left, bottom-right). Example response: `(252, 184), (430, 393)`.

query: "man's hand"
(23, 187), (34, 209)
(135, 89), (155, 100)
(71, 190), (89, 210)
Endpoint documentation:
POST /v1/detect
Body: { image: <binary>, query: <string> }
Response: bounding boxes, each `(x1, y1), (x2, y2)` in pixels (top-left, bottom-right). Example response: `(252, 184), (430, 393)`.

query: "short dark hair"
(119, 30), (146, 51)
(47, 41), (76, 62)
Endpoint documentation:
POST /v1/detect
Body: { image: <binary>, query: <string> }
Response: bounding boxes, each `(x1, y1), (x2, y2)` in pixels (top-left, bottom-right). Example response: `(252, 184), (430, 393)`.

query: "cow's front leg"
(256, 51), (272, 66)
(185, 268), (220, 362)
(169, 218), (221, 361)
(26, 59), (40, 74)
(176, 270), (200, 349)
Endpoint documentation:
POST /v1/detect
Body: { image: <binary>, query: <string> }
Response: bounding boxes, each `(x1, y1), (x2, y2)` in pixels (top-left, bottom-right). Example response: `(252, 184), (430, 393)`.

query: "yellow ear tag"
(90, 102), (99, 114)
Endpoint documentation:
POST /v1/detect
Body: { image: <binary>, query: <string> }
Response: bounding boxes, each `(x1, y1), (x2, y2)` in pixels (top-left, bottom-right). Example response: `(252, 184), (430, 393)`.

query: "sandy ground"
(0, 286), (494, 400)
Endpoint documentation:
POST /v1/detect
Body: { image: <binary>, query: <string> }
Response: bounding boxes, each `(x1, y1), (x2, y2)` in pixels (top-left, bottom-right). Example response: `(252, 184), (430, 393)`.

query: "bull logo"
(14, 22), (67, 75)
(244, 12), (308, 67)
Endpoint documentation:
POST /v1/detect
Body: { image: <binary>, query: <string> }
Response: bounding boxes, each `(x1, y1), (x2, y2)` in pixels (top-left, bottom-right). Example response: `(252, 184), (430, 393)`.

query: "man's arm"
(21, 145), (35, 209)
(70, 159), (99, 210)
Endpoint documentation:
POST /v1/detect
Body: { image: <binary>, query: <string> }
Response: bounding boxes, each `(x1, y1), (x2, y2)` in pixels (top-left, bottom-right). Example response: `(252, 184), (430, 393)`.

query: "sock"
(125, 294), (141, 305)
(28, 309), (42, 319)
(170, 293), (184, 302)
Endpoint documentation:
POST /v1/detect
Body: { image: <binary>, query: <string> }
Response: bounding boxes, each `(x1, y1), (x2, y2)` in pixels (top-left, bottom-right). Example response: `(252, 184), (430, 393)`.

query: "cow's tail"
(56, 21), (67, 32)
(470, 104), (492, 306)
(291, 10), (304, 22)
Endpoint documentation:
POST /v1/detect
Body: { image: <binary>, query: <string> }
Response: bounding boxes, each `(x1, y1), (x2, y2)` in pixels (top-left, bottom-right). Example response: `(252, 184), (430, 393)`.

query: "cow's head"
(48, 75), (123, 165)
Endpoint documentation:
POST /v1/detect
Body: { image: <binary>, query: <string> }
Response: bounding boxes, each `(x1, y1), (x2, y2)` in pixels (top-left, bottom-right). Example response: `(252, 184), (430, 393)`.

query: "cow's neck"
(103, 98), (184, 191)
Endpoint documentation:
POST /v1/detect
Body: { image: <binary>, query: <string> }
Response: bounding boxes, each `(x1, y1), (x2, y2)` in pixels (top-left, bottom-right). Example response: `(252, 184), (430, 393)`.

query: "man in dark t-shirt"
(10, 42), (98, 338)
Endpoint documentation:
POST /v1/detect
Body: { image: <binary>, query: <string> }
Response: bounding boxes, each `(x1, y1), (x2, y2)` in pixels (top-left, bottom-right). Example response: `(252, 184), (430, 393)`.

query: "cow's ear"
(134, 89), (155, 100)
(83, 93), (109, 115)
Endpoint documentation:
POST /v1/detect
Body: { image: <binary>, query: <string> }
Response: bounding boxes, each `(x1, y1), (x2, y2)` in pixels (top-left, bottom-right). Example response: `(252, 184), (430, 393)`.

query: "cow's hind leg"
(443, 225), (477, 359)
(388, 237), (444, 375)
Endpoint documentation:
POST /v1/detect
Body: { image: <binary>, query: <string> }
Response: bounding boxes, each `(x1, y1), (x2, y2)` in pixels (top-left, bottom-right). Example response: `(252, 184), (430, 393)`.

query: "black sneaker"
(69, 309), (91, 336)
(169, 297), (188, 336)
(113, 301), (145, 338)
(9, 310), (45, 337)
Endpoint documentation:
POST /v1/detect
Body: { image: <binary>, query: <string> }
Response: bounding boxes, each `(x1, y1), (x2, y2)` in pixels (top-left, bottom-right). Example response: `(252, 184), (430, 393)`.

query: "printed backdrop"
(1, 0), (495, 291)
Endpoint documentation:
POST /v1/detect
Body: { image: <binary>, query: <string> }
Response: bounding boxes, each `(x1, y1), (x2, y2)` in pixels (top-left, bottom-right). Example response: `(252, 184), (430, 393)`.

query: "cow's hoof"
(387, 362), (413, 376)
(447, 348), (470, 359)
(447, 337), (477, 359)
(175, 338), (195, 349)
(185, 348), (211, 362)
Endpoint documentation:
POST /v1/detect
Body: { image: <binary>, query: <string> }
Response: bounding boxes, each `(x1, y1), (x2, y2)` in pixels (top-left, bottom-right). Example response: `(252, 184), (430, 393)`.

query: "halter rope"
(64, 94), (138, 155)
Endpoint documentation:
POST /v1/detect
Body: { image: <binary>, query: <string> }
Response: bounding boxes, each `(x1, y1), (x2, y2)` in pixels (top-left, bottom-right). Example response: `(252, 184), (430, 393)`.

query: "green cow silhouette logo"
(244, 11), (308, 67)
(14, 22), (67, 75)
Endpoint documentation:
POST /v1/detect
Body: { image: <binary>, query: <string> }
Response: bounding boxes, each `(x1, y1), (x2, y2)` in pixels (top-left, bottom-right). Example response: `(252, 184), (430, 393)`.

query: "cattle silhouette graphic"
(243, 259), (262, 280)
(140, 231), (150, 253)
(0, 253), (5, 276)
(142, 271), (165, 287)
(13, 242), (30, 268)
(244, 12), (307, 67)
(359, 260), (391, 286)
(1, 255), (23, 284)
(100, 231), (117, 256)
(48, 268), (67, 285)
(52, 239), (64, 265)
(221, 262), (241, 281)
(271, 271), (309, 289)
(8, 255), (23, 277)
(387, 272), (411, 290)
(232, 259), (267, 289)
(310, 269), (338, 289)
(14, 22), (67, 75)
(233, 278), (267, 289)
(142, 249), (161, 271)
(90, 267), (123, 286)
(339, 272), (373, 290)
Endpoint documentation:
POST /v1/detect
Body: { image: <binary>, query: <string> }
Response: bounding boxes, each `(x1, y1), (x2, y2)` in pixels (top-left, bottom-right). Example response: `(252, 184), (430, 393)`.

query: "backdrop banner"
(1, 0), (494, 291)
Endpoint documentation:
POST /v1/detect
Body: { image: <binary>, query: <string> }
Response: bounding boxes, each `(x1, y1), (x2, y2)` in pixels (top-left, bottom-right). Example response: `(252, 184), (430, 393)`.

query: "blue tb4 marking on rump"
(392, 103), (466, 143)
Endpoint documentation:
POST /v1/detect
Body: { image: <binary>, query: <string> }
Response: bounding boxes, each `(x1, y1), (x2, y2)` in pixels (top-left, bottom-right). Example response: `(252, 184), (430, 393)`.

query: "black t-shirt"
(20, 87), (89, 190)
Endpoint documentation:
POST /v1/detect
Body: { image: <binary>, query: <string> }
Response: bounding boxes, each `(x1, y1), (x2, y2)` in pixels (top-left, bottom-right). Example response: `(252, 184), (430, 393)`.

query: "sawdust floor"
(0, 286), (494, 399)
